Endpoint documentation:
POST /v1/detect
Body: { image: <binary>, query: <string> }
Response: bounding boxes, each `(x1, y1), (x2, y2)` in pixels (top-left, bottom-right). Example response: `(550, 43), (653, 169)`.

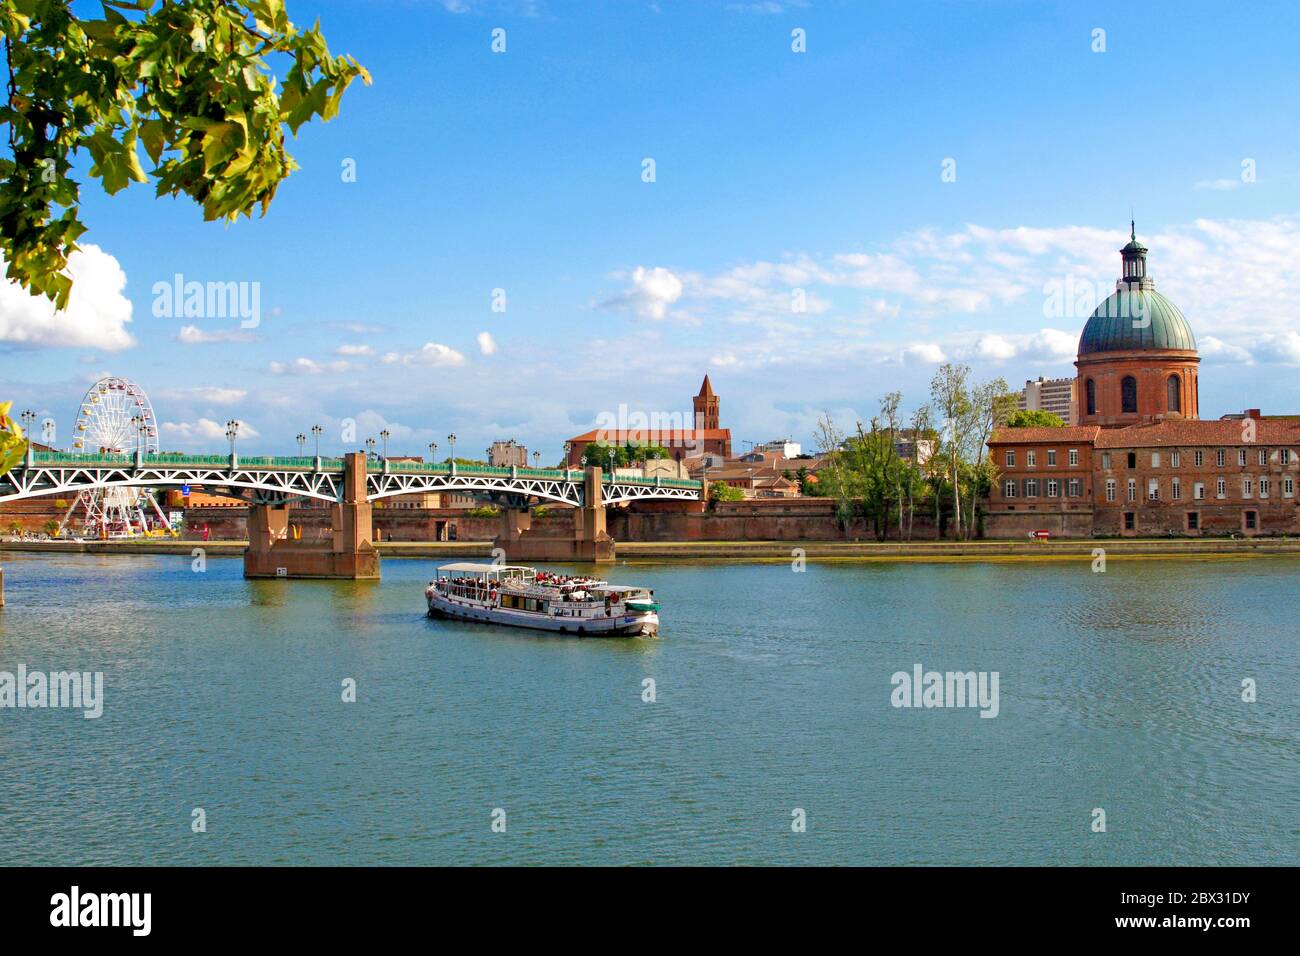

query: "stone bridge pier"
(244, 452), (379, 579)
(494, 465), (616, 563)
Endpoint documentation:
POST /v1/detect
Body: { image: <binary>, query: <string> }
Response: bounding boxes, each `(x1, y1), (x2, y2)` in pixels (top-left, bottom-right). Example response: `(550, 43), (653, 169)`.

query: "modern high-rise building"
(1018, 376), (1077, 425)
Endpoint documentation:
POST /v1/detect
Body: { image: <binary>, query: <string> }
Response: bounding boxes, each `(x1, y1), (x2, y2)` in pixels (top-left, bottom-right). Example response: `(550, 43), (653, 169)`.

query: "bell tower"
(693, 375), (719, 431)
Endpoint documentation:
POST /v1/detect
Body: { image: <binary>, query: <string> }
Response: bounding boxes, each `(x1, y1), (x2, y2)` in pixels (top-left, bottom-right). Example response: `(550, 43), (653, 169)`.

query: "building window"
(1124, 512), (1135, 531)
(1121, 376), (1138, 413)
(1282, 449), (1292, 466)
(1172, 478), (1181, 500)
(1026, 450), (1036, 467)
(1102, 452), (1112, 469)
(1187, 512), (1199, 530)
(1004, 479), (1017, 498)
(1194, 482), (1204, 500)
(1147, 479), (1159, 501)
(1025, 478), (1039, 497)
(1193, 450), (1203, 467)
(1047, 449), (1057, 466)
(1085, 378), (1096, 416)
(1259, 477), (1270, 498)
(1005, 450), (1015, 467)
(1238, 449), (1247, 467)
(1047, 479), (1059, 498)
(1216, 478), (1226, 499)
(1126, 478), (1136, 502)
(1127, 452), (1136, 469)
(1167, 374), (1181, 412)
(1242, 478), (1253, 498)
(1068, 448), (1079, 466)
(1171, 450), (1180, 468)
(1105, 479), (1116, 502)
(1151, 452), (1161, 468)
(1258, 449), (1267, 466)
(1285, 476), (1294, 497)
(1245, 510), (1257, 530)
(1068, 478), (1082, 497)
(1216, 450), (1226, 467)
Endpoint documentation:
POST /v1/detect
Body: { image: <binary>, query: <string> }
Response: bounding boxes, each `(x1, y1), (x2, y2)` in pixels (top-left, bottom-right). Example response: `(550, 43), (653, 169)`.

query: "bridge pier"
(243, 452), (380, 580)
(493, 465), (616, 564)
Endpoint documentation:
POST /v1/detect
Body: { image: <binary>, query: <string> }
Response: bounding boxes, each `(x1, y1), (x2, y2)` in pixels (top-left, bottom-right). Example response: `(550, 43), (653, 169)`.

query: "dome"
(1078, 289), (1196, 355)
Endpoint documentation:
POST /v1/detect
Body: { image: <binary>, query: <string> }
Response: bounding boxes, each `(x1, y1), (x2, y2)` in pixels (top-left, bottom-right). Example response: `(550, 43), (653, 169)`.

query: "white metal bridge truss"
(2, 463), (702, 509)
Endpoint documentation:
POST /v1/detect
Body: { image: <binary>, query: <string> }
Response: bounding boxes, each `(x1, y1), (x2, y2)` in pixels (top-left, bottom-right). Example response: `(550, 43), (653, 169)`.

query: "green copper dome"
(1078, 289), (1196, 355)
(1078, 224), (1197, 356)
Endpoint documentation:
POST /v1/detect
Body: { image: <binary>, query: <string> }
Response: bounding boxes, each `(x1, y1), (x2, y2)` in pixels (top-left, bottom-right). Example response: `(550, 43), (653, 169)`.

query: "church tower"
(693, 375), (720, 431)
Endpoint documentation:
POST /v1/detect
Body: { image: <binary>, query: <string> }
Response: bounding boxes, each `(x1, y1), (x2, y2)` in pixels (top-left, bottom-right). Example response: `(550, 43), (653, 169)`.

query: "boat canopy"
(436, 563), (534, 575)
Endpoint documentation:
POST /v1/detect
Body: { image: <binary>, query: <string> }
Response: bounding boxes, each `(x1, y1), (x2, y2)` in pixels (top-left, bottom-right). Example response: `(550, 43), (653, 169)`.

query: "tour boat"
(425, 563), (661, 637)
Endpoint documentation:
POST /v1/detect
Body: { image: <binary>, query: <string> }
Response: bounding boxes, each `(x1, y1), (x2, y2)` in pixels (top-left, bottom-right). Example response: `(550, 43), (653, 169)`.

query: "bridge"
(0, 449), (705, 577)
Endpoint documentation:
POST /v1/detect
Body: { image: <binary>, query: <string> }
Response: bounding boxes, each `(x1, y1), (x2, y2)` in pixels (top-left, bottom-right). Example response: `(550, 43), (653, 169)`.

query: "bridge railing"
(29, 451), (348, 470)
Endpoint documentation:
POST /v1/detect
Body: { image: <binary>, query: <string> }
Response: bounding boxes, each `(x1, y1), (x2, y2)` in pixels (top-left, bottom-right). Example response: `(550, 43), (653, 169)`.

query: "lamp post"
(428, 441), (438, 469)
(608, 447), (616, 483)
(296, 433), (306, 456)
(225, 420), (240, 468)
(447, 433), (457, 476)
(380, 429), (390, 460)
(20, 409), (36, 464)
(311, 424), (323, 457)
(364, 437), (376, 461)
(532, 451), (540, 470)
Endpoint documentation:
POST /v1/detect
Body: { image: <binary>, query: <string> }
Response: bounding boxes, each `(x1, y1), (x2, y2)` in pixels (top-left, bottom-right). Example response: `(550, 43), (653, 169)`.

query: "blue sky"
(4, 0), (1300, 459)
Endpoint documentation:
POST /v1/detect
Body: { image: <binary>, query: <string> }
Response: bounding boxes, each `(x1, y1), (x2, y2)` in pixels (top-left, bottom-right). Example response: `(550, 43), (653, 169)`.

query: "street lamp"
(225, 420), (240, 456)
(364, 437), (376, 460)
(608, 447), (616, 481)
(532, 451), (540, 469)
(311, 424), (323, 457)
(380, 429), (390, 460)
(447, 433), (456, 462)
(428, 441), (438, 467)
(296, 433), (306, 456)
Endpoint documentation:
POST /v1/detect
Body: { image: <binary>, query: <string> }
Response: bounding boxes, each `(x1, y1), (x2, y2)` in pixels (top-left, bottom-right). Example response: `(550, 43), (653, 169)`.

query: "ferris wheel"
(60, 376), (172, 539)
(71, 375), (159, 455)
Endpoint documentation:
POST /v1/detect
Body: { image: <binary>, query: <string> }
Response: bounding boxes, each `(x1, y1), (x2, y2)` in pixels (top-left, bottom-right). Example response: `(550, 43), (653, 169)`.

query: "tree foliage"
(0, 400), (25, 475)
(581, 441), (671, 468)
(0, 0), (369, 307)
(1002, 409), (1065, 428)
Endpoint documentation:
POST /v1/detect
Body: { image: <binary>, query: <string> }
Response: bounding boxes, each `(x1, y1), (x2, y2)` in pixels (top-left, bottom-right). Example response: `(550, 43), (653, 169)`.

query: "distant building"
(565, 375), (733, 466)
(1018, 376), (1077, 425)
(487, 439), (529, 468)
(756, 438), (801, 458)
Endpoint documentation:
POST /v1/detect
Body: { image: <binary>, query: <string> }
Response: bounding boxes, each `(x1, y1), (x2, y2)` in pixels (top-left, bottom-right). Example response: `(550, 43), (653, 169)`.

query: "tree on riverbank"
(811, 370), (1011, 540)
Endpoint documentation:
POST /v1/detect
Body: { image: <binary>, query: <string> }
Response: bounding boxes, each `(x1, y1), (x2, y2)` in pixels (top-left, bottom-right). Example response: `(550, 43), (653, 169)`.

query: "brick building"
(987, 226), (1300, 537)
(565, 375), (733, 466)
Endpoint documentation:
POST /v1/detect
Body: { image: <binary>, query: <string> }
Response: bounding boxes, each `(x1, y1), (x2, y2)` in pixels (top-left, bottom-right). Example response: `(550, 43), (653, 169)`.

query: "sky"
(4, 0), (1300, 461)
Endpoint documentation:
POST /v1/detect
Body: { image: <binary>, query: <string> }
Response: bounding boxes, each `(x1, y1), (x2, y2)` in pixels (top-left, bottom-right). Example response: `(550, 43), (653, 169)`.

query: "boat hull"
(426, 593), (658, 637)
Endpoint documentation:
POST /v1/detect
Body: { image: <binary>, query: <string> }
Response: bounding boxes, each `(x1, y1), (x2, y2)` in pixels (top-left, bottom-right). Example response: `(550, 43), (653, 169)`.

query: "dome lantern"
(1119, 220), (1153, 290)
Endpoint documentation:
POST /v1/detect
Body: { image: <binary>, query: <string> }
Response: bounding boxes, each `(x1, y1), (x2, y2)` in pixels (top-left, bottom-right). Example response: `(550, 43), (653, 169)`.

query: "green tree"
(708, 481), (744, 504)
(0, 0), (369, 307)
(1003, 409), (1066, 428)
(0, 400), (25, 476)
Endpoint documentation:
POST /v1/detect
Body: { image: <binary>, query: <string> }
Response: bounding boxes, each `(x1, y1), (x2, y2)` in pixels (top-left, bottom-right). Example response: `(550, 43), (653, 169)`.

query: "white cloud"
(335, 343), (375, 356)
(158, 386), (248, 405)
(381, 342), (467, 367)
(0, 245), (135, 351)
(602, 266), (684, 319)
(1194, 178), (1242, 191)
(269, 357), (352, 375)
(476, 331), (497, 356)
(177, 324), (254, 344)
(160, 418), (260, 442)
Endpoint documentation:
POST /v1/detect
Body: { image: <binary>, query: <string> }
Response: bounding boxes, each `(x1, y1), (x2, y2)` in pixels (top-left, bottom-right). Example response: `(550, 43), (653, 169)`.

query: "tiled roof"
(989, 426), (1101, 445)
(1094, 419), (1300, 447)
(568, 428), (731, 443)
(990, 419), (1300, 448)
